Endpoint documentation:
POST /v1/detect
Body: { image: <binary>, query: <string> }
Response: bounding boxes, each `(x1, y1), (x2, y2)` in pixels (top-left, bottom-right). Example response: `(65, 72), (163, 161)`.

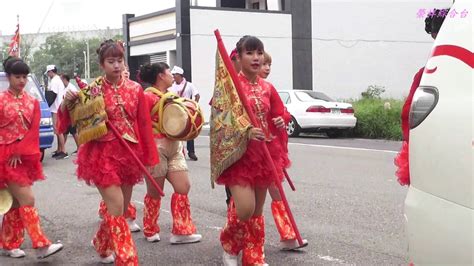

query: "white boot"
(100, 254), (115, 264)
(36, 243), (63, 259)
(127, 218), (141, 233)
(2, 248), (26, 258)
(222, 250), (238, 266)
(280, 238), (308, 251)
(170, 233), (202, 244)
(146, 233), (161, 243)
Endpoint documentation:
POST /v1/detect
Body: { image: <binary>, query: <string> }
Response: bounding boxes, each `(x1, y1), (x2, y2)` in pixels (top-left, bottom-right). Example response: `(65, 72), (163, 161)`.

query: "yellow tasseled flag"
(67, 76), (108, 144)
(209, 41), (251, 188)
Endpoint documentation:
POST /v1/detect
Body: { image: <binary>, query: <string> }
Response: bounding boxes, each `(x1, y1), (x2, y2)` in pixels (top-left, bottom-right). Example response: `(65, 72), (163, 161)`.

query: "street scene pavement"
(0, 133), (407, 265)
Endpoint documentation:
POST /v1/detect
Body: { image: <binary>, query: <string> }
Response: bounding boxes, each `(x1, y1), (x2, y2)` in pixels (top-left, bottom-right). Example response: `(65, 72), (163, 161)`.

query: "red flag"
(8, 23), (20, 57)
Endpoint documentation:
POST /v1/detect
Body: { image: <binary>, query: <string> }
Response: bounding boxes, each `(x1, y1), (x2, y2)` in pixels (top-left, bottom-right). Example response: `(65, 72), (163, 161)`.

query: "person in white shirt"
(45, 65), (68, 159)
(60, 73), (80, 154)
(168, 66), (200, 161)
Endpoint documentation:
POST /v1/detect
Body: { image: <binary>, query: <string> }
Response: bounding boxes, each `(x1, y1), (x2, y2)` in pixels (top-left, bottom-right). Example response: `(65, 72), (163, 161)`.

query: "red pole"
(107, 121), (165, 197)
(284, 169), (296, 191)
(214, 30), (303, 246)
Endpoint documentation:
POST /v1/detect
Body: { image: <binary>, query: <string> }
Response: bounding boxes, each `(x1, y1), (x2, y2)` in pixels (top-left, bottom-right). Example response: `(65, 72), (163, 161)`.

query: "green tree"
(29, 33), (123, 84)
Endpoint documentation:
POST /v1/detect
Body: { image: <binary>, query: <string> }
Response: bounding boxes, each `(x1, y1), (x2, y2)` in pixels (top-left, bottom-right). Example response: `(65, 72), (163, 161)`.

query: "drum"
(162, 98), (204, 141)
(0, 188), (13, 215)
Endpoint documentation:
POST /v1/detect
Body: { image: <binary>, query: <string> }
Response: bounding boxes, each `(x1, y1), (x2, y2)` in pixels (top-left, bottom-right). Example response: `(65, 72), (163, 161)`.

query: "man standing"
(45, 65), (68, 159)
(169, 66), (200, 161)
(60, 73), (80, 154)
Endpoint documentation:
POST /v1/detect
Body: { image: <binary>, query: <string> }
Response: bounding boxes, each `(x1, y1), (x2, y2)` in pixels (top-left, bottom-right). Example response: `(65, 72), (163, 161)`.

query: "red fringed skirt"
(75, 139), (144, 187)
(394, 141), (410, 186)
(216, 139), (290, 188)
(0, 145), (44, 186)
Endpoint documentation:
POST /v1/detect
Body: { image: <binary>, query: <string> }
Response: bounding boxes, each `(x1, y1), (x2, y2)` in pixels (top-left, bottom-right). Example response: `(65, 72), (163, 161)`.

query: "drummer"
(138, 62), (202, 244)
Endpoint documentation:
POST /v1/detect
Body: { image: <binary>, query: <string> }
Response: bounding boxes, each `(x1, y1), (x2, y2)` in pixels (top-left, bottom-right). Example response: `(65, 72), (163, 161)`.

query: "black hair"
(96, 39), (124, 63)
(236, 35), (264, 56)
(425, 8), (450, 34)
(139, 62), (170, 84)
(3, 56), (30, 75)
(61, 73), (71, 81)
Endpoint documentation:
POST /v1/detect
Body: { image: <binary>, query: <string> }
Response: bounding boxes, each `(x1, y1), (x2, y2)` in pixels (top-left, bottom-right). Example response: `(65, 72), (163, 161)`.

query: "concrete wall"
(189, 7), (293, 119)
(311, 0), (451, 99)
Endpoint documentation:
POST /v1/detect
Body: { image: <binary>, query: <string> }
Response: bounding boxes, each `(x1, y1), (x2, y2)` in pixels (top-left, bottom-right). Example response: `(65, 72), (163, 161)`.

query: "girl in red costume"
(75, 67), (141, 233)
(139, 62), (202, 244)
(95, 64), (141, 233)
(258, 51), (308, 251)
(216, 35), (290, 266)
(60, 40), (158, 265)
(0, 57), (63, 259)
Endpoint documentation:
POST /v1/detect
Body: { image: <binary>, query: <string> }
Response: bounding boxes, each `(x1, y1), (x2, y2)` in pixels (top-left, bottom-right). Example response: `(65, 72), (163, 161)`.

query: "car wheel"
(326, 130), (342, 138)
(40, 148), (45, 162)
(287, 117), (301, 137)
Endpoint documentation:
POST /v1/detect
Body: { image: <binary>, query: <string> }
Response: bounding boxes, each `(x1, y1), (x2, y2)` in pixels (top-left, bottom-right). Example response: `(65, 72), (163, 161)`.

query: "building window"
(252, 2), (260, 9)
(221, 0), (246, 8)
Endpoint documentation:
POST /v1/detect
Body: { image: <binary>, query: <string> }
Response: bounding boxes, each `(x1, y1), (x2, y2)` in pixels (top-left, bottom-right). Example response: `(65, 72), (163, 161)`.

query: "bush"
(351, 98), (403, 140)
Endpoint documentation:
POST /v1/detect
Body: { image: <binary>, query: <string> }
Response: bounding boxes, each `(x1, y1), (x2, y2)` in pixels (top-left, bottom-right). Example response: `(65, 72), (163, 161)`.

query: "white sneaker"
(170, 233), (202, 244)
(146, 233), (161, 243)
(36, 243), (64, 259)
(3, 248), (26, 258)
(127, 218), (141, 233)
(100, 254), (115, 264)
(280, 238), (308, 251)
(222, 251), (238, 266)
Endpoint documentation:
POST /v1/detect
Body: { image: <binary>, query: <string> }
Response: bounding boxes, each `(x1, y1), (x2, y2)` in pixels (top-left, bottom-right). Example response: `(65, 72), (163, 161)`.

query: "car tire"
(40, 148), (45, 162)
(326, 130), (342, 138)
(287, 117), (301, 137)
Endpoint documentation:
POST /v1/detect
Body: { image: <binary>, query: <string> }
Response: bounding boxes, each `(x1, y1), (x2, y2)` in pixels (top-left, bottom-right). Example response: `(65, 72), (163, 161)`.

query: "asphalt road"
(0, 134), (407, 265)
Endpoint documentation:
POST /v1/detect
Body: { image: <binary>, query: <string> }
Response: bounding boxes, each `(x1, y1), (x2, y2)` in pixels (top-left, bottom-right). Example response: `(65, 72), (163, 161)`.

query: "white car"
(277, 90), (357, 137)
(404, 0), (472, 264)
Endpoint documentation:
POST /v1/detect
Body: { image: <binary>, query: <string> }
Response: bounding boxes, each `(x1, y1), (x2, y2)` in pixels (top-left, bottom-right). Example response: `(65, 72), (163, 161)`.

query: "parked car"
(404, 0), (472, 264)
(0, 72), (54, 161)
(277, 90), (357, 137)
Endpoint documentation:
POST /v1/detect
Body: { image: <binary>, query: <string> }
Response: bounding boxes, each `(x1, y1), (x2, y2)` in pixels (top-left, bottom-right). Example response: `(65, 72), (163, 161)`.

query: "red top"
(0, 89), (40, 158)
(238, 73), (291, 148)
(401, 67), (424, 140)
(58, 78), (159, 166)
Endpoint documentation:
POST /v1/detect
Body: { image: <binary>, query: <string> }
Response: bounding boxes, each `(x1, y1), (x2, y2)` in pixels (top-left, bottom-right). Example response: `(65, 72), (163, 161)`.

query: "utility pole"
(83, 51), (87, 78)
(85, 40), (90, 79)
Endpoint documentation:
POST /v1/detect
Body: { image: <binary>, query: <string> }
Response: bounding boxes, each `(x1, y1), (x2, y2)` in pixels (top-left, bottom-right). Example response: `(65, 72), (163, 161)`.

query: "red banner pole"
(214, 29), (303, 246)
(107, 121), (165, 197)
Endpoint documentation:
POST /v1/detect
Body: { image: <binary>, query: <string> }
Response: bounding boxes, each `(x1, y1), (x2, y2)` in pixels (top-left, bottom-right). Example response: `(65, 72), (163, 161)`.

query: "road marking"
(197, 136), (398, 154)
(131, 200), (170, 213)
(132, 200), (144, 206)
(289, 142), (398, 154)
(317, 255), (347, 264)
(206, 226), (222, 231)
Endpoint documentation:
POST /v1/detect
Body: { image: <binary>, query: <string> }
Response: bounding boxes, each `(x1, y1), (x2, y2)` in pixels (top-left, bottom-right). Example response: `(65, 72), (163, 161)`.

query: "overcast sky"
(1, 0), (452, 36)
(0, 0), (211, 35)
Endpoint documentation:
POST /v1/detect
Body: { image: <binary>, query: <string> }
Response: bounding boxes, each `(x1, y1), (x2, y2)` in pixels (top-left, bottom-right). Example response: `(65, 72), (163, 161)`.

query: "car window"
(0, 75), (43, 101)
(278, 92), (291, 104)
(294, 91), (333, 102)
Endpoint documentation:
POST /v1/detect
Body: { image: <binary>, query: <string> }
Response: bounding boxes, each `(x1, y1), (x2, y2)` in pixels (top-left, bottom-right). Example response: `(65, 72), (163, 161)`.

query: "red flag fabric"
(8, 23), (20, 57)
